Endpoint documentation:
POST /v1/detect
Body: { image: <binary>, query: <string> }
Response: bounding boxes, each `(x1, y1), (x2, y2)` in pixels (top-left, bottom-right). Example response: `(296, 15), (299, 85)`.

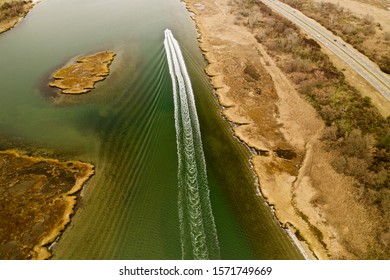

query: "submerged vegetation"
(231, 0), (389, 258)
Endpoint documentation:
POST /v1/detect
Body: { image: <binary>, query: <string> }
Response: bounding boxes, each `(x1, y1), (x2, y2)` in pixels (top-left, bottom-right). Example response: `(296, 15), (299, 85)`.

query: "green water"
(0, 0), (302, 259)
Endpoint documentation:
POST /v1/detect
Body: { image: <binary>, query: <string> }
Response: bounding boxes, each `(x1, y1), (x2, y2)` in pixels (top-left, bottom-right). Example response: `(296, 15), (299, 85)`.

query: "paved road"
(259, 0), (390, 101)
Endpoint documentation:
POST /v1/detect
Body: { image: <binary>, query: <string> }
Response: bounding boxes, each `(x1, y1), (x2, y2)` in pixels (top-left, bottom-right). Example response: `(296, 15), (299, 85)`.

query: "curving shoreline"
(0, 150), (94, 259)
(0, 1), (35, 34)
(182, 0), (318, 259)
(180, 0), (375, 259)
(182, 0), (389, 260)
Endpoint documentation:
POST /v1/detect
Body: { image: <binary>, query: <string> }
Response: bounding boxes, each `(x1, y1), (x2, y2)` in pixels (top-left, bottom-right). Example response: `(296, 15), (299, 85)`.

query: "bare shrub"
(240, 10), (249, 17)
(378, 55), (390, 74)
(285, 29), (299, 45)
(363, 24), (376, 36)
(384, 32), (390, 41)
(283, 57), (313, 73)
(332, 156), (347, 173)
(342, 129), (369, 158)
(0, 1), (29, 22)
(256, 0), (390, 208)
(322, 125), (339, 141)
(255, 31), (266, 43)
(363, 14), (374, 25)
(341, 24), (357, 35)
(248, 12), (260, 29)
(345, 157), (369, 179)
(279, 0), (386, 84)
(265, 39), (281, 52)
(320, 105), (340, 125)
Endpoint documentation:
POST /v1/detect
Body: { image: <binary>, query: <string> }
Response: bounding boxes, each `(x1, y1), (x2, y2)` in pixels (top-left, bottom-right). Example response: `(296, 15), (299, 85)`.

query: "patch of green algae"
(0, 150), (94, 259)
(49, 51), (116, 94)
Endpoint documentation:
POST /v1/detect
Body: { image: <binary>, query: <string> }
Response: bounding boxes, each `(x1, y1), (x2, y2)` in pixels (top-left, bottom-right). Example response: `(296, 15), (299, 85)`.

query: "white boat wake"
(164, 29), (220, 260)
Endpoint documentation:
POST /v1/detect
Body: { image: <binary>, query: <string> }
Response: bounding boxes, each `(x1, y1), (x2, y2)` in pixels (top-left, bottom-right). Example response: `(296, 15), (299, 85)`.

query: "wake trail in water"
(164, 29), (220, 260)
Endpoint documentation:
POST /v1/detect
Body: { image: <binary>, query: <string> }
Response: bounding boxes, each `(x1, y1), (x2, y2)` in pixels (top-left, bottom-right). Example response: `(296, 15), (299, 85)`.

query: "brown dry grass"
(186, 0), (327, 258)
(281, 0), (390, 73)
(314, 0), (390, 31)
(49, 51), (116, 94)
(350, 0), (389, 10)
(0, 150), (94, 259)
(254, 0), (389, 258)
(0, 1), (33, 34)
(184, 0), (389, 259)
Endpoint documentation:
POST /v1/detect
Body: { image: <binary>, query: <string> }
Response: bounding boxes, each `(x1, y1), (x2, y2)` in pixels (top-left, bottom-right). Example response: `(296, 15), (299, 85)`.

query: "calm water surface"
(0, 0), (302, 259)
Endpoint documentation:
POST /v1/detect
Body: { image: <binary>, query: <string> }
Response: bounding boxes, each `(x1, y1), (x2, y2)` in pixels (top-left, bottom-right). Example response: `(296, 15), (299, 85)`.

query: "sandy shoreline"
(182, 0), (319, 259)
(182, 0), (386, 259)
(0, 1), (36, 35)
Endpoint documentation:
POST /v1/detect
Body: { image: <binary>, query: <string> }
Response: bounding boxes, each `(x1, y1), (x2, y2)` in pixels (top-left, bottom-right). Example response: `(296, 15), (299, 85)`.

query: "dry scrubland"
(233, 0), (390, 258)
(0, 1), (32, 33)
(352, 0), (390, 10)
(1, 0), (389, 260)
(312, 0), (390, 30)
(280, 0), (390, 73)
(185, 0), (389, 258)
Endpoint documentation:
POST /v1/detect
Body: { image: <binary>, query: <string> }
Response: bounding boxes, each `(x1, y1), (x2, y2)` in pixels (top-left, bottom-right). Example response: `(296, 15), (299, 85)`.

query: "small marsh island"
(0, 150), (94, 259)
(49, 51), (116, 94)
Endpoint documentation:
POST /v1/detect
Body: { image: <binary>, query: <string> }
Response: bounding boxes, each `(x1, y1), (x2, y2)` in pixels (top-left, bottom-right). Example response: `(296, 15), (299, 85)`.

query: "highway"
(259, 0), (390, 101)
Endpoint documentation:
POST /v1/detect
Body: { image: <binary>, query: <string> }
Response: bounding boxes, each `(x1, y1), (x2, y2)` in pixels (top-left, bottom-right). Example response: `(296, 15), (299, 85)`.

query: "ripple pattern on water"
(164, 29), (220, 260)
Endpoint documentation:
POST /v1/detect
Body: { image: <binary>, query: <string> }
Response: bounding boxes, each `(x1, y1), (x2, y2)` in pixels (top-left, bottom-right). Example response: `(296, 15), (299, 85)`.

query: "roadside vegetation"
(280, 0), (390, 73)
(231, 0), (389, 258)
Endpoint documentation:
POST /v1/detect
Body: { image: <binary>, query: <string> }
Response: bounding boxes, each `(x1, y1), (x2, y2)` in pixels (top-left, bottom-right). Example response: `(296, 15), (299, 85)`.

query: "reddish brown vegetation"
(280, 0), (390, 73)
(231, 0), (390, 258)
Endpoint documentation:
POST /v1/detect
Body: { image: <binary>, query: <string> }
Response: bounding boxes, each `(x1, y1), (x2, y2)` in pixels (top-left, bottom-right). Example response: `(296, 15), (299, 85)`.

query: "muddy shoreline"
(0, 150), (94, 259)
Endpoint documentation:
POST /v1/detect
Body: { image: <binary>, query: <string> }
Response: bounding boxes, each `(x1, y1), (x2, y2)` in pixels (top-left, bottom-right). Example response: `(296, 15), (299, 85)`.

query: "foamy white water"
(164, 29), (220, 260)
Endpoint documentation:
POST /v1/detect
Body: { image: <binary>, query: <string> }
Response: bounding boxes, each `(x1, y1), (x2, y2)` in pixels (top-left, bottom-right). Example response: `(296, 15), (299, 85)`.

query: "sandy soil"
(183, 0), (384, 259)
